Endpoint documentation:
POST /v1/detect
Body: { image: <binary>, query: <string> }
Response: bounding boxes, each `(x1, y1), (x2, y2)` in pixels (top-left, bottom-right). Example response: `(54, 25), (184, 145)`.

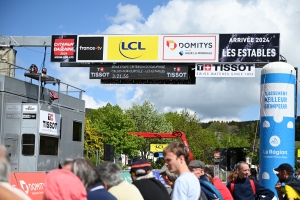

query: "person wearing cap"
(189, 160), (223, 200)
(274, 163), (300, 200)
(96, 161), (144, 200)
(189, 160), (209, 181)
(226, 161), (274, 200)
(163, 142), (200, 200)
(159, 165), (178, 195)
(130, 159), (170, 200)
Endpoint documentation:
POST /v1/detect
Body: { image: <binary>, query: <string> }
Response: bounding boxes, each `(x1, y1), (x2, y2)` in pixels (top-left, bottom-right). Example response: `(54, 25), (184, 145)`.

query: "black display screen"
(89, 63), (189, 80)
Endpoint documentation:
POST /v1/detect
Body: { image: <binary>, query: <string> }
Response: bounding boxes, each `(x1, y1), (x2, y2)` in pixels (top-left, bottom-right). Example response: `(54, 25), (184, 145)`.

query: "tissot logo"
(48, 113), (53, 121)
(25, 106), (35, 110)
(196, 63), (252, 71)
(195, 63), (255, 77)
(197, 64), (212, 71)
(77, 36), (104, 61)
(166, 66), (187, 78)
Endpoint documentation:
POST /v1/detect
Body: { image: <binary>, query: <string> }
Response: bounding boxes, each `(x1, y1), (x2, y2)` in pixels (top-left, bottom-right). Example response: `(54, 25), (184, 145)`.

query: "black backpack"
(285, 176), (300, 193)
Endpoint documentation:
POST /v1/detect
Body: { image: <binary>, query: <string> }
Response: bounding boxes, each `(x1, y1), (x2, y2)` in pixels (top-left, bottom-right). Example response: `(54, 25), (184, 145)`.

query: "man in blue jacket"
(226, 161), (274, 200)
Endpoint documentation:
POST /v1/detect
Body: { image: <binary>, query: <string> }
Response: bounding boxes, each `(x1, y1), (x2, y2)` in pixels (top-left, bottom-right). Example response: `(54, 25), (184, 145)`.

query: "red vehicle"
(128, 131), (194, 161)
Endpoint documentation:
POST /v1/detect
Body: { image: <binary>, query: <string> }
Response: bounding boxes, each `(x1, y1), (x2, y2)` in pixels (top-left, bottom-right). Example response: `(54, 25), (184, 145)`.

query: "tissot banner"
(195, 63), (255, 77)
(39, 110), (61, 136)
(51, 35), (77, 62)
(219, 34), (280, 63)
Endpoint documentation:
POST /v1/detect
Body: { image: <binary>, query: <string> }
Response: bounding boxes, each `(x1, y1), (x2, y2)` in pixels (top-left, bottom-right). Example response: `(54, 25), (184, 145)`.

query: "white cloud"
(82, 94), (107, 109)
(55, 0), (300, 121)
(111, 3), (144, 24)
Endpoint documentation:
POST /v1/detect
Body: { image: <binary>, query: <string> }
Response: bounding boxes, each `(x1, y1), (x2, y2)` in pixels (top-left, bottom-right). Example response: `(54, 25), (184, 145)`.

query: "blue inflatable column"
(259, 62), (296, 194)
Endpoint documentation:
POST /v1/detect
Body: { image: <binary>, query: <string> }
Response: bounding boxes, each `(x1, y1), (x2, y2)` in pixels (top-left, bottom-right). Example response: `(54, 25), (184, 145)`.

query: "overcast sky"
(2, 0), (300, 122)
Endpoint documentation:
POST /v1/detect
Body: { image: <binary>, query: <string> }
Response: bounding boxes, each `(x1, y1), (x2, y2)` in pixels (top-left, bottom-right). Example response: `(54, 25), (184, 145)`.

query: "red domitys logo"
(166, 40), (177, 51)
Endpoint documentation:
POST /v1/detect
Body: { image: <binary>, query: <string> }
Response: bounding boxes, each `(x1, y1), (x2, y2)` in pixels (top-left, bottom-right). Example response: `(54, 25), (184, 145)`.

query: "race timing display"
(89, 64), (189, 80)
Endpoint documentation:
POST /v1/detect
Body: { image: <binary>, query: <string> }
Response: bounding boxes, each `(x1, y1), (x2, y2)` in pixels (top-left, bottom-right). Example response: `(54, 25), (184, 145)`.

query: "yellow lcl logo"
(107, 36), (159, 60)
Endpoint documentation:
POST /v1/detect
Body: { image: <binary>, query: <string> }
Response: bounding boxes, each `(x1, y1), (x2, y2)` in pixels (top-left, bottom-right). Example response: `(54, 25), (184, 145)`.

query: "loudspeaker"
(104, 144), (114, 161)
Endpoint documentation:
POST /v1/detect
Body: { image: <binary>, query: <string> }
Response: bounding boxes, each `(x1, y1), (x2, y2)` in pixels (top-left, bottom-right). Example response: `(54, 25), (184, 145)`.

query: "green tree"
(165, 109), (221, 164)
(220, 133), (251, 148)
(84, 118), (104, 165)
(125, 101), (173, 159)
(85, 103), (141, 159)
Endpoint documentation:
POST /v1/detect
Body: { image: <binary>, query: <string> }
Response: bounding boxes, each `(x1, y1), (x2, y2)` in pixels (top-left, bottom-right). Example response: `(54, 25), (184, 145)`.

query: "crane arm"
(128, 131), (194, 161)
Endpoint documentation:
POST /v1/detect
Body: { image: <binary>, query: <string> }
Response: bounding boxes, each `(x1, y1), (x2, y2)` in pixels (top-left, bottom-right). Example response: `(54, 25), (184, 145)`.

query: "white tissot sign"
(22, 105), (38, 113)
(195, 63), (255, 77)
(39, 110), (61, 136)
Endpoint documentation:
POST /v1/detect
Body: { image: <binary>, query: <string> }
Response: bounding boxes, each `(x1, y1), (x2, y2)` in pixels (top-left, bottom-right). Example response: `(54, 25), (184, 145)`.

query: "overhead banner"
(51, 35), (77, 62)
(89, 63), (189, 80)
(76, 35), (104, 62)
(219, 33), (280, 63)
(107, 35), (159, 61)
(39, 110), (61, 136)
(195, 63), (255, 77)
(52, 34), (280, 63)
(162, 35), (218, 62)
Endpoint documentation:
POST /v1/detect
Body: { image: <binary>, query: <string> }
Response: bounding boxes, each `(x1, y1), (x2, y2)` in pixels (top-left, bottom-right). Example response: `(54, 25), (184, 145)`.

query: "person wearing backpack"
(274, 163), (300, 200)
(205, 167), (233, 200)
(189, 160), (223, 200)
(227, 161), (274, 200)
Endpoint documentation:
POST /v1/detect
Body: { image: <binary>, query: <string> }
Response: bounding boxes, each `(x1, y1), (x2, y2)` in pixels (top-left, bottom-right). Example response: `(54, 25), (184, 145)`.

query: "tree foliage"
(85, 103), (141, 158)
(83, 101), (300, 167)
(165, 109), (221, 164)
(125, 101), (173, 159)
(84, 118), (104, 150)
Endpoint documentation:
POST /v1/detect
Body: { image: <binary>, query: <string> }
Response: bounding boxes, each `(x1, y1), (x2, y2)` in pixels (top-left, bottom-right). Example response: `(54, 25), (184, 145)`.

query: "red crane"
(128, 131), (194, 161)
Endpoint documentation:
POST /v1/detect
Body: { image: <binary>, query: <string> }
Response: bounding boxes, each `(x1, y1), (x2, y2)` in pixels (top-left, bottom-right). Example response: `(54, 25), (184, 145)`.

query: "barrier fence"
(9, 171), (46, 200)
(9, 168), (229, 200)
